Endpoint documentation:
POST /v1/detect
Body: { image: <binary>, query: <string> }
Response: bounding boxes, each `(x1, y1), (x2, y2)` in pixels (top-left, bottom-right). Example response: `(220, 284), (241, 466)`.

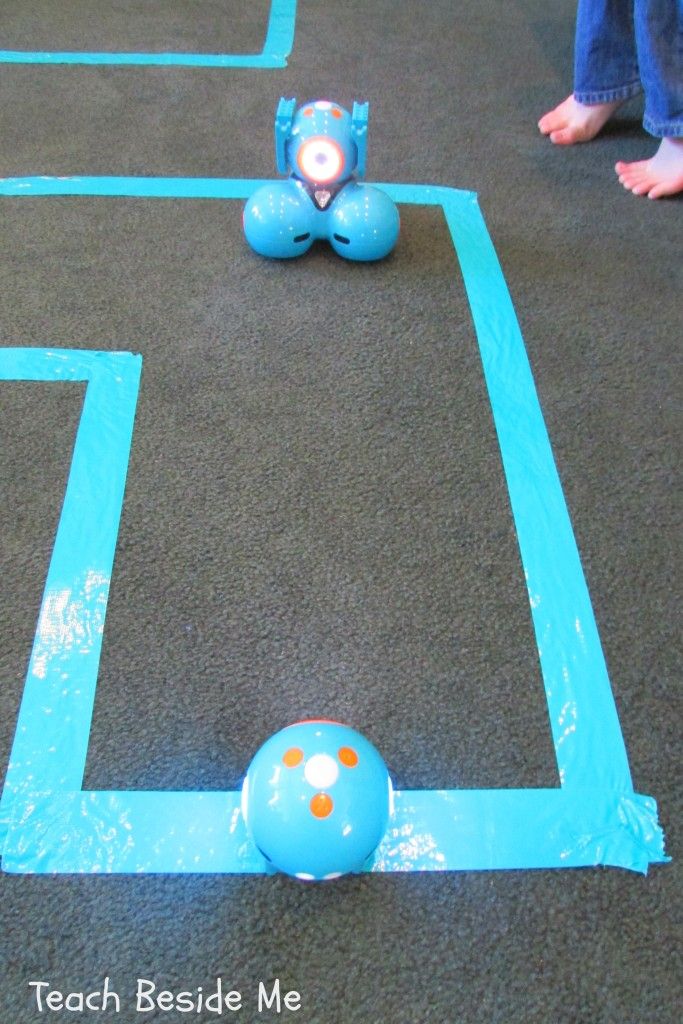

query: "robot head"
(275, 98), (369, 184)
(242, 720), (393, 880)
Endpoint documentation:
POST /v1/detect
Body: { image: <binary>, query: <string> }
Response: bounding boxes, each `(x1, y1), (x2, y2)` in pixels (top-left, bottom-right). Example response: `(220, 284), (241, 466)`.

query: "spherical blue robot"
(243, 98), (400, 262)
(242, 720), (393, 880)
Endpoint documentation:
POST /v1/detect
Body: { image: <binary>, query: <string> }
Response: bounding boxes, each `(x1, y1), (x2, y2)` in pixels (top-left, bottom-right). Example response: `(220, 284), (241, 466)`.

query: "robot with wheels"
(243, 98), (399, 262)
(242, 720), (393, 881)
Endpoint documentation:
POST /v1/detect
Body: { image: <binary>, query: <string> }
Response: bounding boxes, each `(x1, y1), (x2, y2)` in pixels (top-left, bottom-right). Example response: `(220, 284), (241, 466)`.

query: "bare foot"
(615, 137), (683, 198)
(538, 94), (624, 145)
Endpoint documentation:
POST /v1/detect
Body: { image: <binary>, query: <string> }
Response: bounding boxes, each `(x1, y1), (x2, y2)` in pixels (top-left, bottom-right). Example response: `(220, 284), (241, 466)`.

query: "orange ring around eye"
(310, 793), (334, 818)
(338, 746), (359, 768)
(282, 747), (304, 768)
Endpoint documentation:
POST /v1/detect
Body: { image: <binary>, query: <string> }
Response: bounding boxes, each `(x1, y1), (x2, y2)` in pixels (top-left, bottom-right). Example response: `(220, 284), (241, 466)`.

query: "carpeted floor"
(0, 2), (680, 1021)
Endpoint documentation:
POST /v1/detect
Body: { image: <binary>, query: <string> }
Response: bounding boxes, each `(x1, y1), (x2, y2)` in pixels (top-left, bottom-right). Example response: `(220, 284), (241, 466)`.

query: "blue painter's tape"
(0, 176), (260, 199)
(0, 180), (668, 874)
(0, 0), (296, 67)
(0, 350), (142, 854)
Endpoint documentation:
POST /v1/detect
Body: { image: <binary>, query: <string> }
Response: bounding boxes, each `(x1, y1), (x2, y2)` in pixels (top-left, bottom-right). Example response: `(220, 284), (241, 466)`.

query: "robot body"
(243, 99), (399, 262)
(242, 720), (393, 880)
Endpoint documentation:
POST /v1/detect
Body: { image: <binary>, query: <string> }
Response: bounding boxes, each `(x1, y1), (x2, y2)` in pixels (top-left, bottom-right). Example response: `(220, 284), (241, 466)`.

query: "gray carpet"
(1, 1), (680, 1021)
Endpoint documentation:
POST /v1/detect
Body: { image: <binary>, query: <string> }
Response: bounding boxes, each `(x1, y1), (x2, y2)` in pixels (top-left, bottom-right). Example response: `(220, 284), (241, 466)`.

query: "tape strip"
(0, 0), (296, 67)
(0, 179), (668, 874)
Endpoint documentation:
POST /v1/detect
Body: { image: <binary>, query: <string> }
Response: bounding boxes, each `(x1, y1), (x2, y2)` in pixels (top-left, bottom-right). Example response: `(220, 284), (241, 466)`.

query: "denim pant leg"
(574, 0), (643, 103)
(634, 0), (683, 137)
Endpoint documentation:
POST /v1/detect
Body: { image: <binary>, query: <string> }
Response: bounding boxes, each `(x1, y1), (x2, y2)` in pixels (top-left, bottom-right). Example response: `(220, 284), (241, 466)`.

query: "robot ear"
(351, 101), (369, 178)
(274, 97), (296, 174)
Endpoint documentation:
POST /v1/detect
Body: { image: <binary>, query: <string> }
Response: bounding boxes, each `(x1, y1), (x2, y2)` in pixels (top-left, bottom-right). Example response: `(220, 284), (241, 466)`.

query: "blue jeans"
(574, 0), (683, 137)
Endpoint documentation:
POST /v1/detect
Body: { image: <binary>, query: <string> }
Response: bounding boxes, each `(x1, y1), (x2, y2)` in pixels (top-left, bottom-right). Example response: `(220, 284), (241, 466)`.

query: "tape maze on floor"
(0, 175), (669, 875)
(0, 0), (297, 67)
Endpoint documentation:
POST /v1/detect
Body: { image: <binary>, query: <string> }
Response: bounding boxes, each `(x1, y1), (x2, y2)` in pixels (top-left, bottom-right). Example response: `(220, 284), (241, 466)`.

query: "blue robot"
(243, 98), (400, 261)
(242, 720), (394, 880)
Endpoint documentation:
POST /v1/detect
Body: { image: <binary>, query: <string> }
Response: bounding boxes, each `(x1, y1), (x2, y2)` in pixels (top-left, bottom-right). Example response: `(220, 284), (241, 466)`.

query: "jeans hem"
(574, 82), (642, 104)
(642, 117), (683, 139)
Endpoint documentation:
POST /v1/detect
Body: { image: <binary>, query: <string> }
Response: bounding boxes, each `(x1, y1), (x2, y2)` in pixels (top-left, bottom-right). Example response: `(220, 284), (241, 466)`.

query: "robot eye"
(331, 108), (343, 119)
(282, 747), (304, 768)
(303, 107), (314, 117)
(338, 746), (359, 768)
(297, 137), (345, 184)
